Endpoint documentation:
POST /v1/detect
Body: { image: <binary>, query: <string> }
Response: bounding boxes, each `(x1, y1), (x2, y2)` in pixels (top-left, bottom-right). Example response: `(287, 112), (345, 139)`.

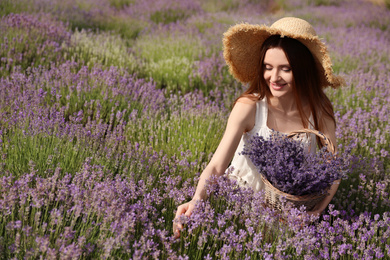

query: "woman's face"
(263, 48), (294, 98)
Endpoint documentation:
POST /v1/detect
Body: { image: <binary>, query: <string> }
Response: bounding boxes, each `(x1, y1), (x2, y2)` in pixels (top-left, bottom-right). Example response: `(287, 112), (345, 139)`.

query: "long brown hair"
(235, 35), (335, 134)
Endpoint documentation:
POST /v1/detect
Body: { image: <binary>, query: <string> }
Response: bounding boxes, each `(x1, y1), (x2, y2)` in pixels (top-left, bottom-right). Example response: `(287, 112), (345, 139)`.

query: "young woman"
(173, 17), (345, 238)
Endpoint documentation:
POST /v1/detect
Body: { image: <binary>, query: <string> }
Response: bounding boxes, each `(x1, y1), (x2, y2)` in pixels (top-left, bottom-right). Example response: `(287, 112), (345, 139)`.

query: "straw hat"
(223, 17), (345, 88)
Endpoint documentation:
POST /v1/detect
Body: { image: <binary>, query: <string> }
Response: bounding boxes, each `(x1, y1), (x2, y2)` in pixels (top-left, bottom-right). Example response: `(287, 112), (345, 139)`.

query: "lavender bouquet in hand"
(241, 132), (348, 196)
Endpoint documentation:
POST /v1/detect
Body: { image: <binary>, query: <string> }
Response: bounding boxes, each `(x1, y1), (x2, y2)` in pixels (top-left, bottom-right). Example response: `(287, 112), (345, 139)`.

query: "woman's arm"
(173, 98), (257, 237)
(191, 100), (257, 201)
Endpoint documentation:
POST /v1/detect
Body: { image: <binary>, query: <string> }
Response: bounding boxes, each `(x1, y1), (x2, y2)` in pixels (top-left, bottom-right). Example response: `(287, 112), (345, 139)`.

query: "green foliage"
(66, 30), (137, 71)
(263, 0), (289, 13)
(125, 109), (225, 176)
(39, 70), (147, 129)
(0, 26), (68, 78)
(200, 0), (241, 12)
(134, 33), (205, 63)
(103, 16), (145, 40)
(53, 6), (143, 40)
(306, 0), (339, 6)
(369, 20), (388, 31)
(142, 56), (194, 92)
(330, 55), (359, 75)
(188, 13), (234, 34)
(150, 9), (189, 24)
(327, 83), (390, 162)
(47, 2), (102, 32)
(0, 0), (29, 16)
(0, 130), (92, 178)
(108, 0), (134, 9)
(133, 33), (207, 93)
(336, 159), (390, 216)
(190, 19), (214, 34)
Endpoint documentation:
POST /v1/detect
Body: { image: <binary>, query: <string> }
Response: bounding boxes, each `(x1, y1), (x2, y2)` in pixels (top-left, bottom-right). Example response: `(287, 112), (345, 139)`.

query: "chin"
(269, 90), (291, 98)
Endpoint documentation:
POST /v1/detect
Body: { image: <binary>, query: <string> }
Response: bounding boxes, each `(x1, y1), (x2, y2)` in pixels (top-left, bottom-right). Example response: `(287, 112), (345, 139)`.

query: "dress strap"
(256, 97), (268, 127)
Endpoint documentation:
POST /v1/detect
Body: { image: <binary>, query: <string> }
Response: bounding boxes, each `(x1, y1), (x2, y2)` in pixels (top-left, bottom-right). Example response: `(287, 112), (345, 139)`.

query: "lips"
(270, 82), (286, 90)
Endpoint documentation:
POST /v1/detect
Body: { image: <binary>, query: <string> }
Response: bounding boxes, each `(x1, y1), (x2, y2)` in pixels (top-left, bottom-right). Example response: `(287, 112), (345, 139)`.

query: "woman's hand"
(173, 200), (197, 239)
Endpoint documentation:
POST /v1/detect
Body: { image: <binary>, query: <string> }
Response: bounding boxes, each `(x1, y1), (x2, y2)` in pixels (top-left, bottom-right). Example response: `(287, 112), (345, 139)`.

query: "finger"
(173, 220), (183, 231)
(173, 222), (183, 239)
(172, 217), (183, 233)
(173, 228), (180, 239)
(184, 205), (193, 217)
(174, 205), (188, 218)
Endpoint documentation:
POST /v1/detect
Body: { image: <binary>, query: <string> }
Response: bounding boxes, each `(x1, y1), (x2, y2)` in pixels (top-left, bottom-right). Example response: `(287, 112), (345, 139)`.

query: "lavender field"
(0, 0), (390, 259)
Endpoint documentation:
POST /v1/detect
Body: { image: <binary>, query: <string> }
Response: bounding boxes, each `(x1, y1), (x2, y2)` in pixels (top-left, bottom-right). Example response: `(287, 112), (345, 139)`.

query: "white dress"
(227, 98), (317, 192)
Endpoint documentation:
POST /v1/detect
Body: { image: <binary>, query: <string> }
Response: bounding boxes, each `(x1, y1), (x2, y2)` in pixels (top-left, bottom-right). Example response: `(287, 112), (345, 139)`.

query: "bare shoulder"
(229, 96), (258, 132)
(233, 96), (257, 113)
(236, 95), (258, 105)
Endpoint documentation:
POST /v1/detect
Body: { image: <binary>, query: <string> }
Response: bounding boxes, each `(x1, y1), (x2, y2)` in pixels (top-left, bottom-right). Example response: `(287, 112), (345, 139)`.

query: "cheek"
(282, 73), (293, 83)
(287, 75), (294, 84)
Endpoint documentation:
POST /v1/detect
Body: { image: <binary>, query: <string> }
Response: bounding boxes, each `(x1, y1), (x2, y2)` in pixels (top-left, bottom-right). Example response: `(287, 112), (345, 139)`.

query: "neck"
(268, 95), (299, 115)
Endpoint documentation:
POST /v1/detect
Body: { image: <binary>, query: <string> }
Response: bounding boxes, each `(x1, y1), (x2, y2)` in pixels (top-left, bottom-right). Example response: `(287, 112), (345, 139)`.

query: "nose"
(271, 69), (281, 82)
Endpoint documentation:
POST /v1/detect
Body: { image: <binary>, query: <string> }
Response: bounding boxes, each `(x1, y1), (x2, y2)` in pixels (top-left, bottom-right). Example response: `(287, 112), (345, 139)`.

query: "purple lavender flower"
(241, 133), (349, 196)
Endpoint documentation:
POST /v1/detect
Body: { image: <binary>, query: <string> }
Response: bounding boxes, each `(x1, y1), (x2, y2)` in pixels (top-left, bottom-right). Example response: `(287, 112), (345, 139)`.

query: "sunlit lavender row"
(1, 0), (390, 259)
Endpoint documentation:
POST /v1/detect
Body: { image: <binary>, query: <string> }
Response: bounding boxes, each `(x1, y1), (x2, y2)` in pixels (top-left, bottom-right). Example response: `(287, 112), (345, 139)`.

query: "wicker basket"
(261, 129), (335, 211)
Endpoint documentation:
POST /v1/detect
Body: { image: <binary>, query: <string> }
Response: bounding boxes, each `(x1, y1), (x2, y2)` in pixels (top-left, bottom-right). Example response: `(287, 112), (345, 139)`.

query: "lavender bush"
(241, 133), (349, 196)
(0, 13), (71, 77)
(0, 0), (390, 258)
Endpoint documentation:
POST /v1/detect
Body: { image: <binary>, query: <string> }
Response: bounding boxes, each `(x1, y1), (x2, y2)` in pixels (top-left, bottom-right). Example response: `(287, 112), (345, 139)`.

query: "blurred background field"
(0, 0), (389, 259)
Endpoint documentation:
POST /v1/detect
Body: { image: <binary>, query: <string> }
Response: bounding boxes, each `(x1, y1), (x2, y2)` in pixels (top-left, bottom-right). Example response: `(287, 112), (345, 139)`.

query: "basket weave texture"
(262, 129), (335, 211)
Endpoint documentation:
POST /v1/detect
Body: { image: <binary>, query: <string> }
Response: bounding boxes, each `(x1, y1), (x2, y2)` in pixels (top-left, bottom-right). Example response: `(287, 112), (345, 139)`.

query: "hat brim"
(223, 23), (345, 88)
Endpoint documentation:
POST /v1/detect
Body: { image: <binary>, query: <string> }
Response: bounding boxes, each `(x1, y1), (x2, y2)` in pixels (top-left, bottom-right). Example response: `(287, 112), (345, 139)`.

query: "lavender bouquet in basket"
(241, 132), (348, 196)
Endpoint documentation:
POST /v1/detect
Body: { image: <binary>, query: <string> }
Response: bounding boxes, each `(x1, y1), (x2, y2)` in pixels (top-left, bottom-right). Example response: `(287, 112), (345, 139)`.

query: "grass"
(1, 130), (90, 178)
(150, 8), (190, 24)
(0, 0), (30, 16)
(66, 30), (137, 73)
(65, 13), (145, 40)
(124, 109), (225, 176)
(108, 0), (134, 9)
(200, 0), (241, 12)
(100, 15), (145, 40)
(306, 0), (340, 6)
(132, 33), (207, 93)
